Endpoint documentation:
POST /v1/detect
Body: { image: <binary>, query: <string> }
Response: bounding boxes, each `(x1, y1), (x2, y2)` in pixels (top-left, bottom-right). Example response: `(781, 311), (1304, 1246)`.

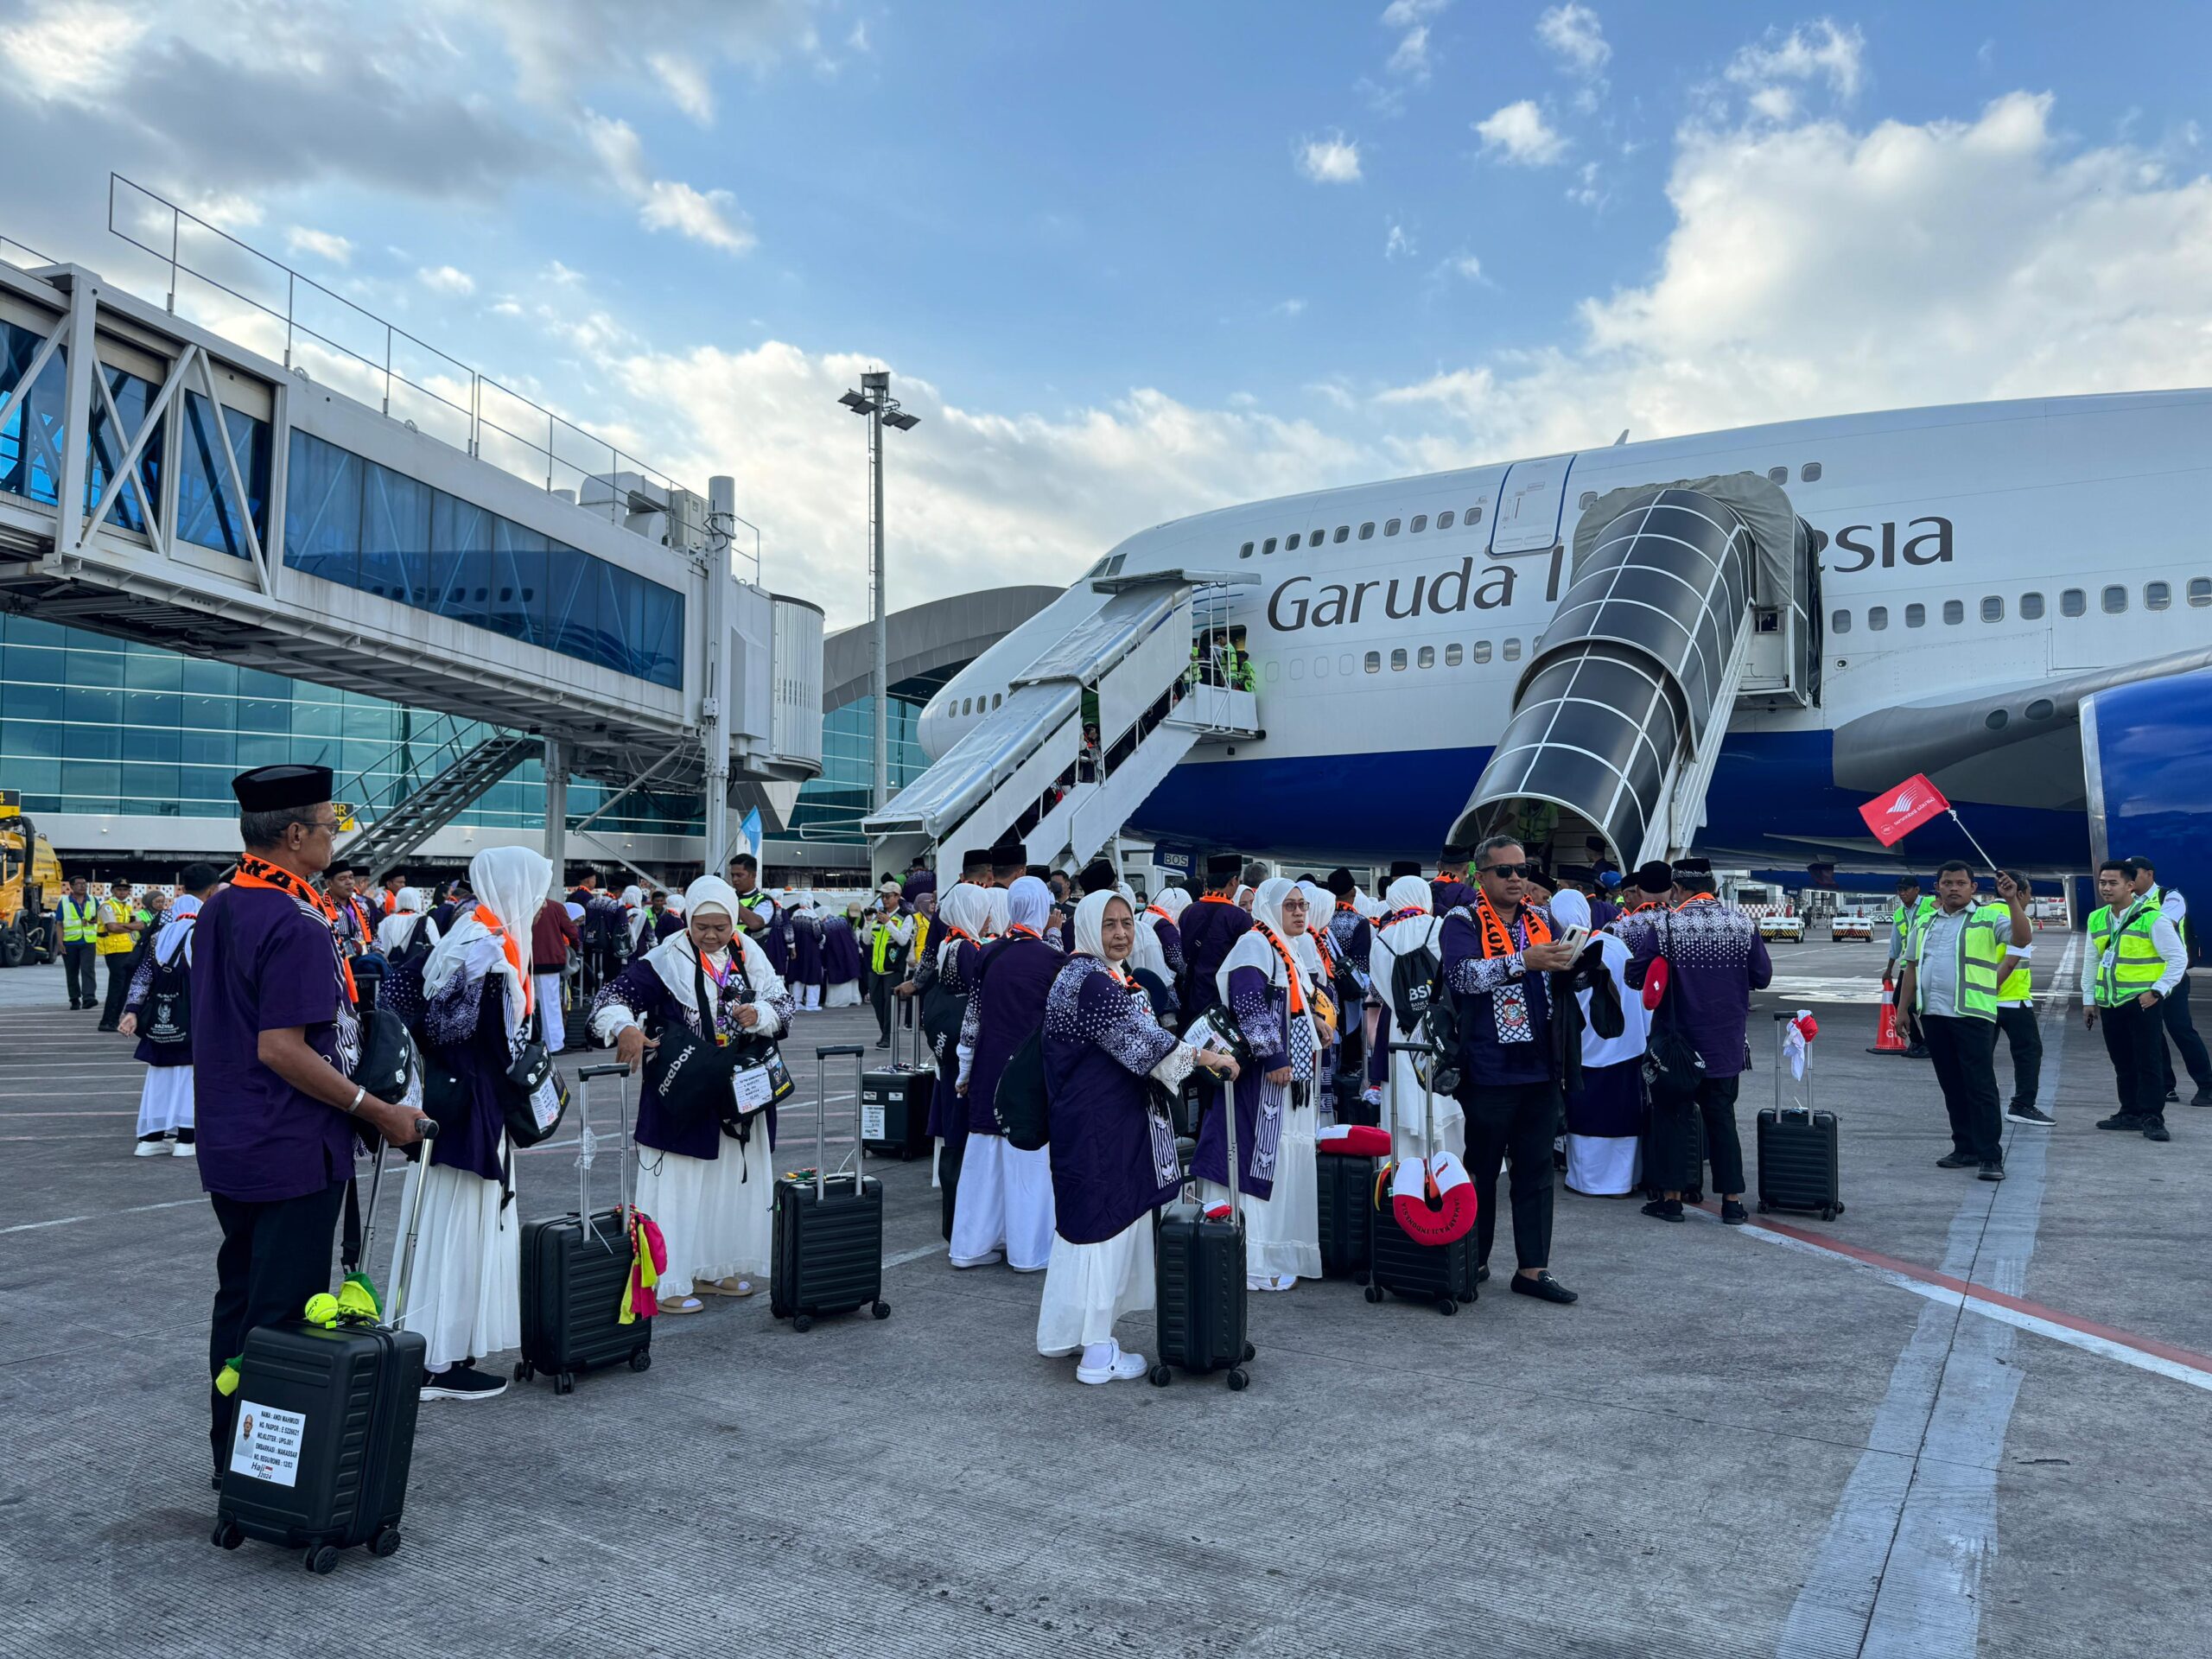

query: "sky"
(3, 0), (2211, 627)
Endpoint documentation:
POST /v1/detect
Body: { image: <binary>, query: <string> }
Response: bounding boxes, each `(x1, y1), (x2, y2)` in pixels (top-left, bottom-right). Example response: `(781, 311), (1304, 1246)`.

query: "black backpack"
(142, 922), (194, 1046)
(387, 913), (436, 976)
(994, 1027), (1050, 1152)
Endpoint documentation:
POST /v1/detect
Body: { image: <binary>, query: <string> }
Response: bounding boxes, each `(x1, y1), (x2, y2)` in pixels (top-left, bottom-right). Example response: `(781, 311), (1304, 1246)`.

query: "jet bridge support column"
(543, 736), (568, 887)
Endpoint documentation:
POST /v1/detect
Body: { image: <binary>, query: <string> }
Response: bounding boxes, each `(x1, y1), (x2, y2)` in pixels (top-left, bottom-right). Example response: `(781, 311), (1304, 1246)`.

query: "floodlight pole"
(869, 392), (887, 814)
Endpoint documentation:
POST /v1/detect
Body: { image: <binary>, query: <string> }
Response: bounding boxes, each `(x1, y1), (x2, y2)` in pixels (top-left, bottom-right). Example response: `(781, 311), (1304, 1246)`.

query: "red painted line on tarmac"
(1698, 1200), (2212, 1376)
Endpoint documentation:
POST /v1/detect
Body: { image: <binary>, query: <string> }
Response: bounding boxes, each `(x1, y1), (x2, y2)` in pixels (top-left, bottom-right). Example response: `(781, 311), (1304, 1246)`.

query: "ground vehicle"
(1758, 912), (1805, 943)
(1830, 911), (1875, 943)
(0, 790), (62, 967)
(1735, 880), (1802, 942)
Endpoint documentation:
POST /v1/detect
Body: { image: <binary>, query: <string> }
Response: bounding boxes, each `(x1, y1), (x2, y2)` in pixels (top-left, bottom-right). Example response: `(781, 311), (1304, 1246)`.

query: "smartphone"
(1557, 925), (1590, 957)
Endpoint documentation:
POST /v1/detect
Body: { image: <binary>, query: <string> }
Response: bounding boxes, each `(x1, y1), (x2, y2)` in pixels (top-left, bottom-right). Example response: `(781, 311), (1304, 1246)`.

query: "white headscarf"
(1219, 878), (1307, 997)
(620, 884), (644, 908)
(1072, 888), (1132, 961)
(150, 890), (202, 969)
(1004, 875), (1053, 936)
(937, 883), (993, 972)
(1151, 887), (1191, 923)
(423, 844), (552, 1034)
(983, 887), (1009, 937)
(1294, 880), (1333, 977)
(683, 874), (740, 923)
(633, 874), (788, 1031)
(1547, 887), (1648, 1065)
(1385, 874), (1433, 916)
(373, 887), (436, 955)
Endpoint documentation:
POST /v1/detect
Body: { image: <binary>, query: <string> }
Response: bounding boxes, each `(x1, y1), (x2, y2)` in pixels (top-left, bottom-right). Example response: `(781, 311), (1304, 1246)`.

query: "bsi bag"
(993, 1029), (1050, 1152)
(500, 1016), (570, 1148)
(1389, 912), (1464, 1095)
(1641, 915), (1706, 1103)
(143, 923), (194, 1046)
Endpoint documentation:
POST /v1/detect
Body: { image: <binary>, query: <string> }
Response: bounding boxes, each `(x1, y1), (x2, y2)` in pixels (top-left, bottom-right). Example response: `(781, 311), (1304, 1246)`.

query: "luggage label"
(227, 1399), (307, 1488)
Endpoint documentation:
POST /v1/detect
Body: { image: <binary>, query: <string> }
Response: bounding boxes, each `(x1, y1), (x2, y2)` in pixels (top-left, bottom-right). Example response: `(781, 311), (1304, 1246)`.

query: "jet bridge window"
(2190, 578), (2212, 607)
(2019, 592), (2044, 620)
(2146, 581), (2171, 611)
(2101, 585), (2127, 614)
(2061, 588), (2086, 617)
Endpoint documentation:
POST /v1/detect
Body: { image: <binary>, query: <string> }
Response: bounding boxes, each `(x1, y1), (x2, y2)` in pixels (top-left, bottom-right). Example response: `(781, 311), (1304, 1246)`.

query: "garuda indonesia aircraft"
(868, 388), (2212, 884)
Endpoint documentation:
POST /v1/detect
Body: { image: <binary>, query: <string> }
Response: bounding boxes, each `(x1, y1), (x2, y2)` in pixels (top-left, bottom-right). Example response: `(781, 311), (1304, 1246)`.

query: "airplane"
(897, 387), (2212, 887)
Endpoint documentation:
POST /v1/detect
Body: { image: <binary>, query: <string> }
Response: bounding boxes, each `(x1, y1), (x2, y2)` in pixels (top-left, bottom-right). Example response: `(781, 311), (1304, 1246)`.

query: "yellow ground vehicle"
(0, 789), (64, 968)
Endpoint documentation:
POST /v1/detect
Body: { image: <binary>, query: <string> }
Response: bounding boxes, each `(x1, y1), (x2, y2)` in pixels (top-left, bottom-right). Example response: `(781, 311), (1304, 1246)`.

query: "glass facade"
(786, 673), (946, 845)
(284, 429), (684, 689)
(0, 613), (702, 836)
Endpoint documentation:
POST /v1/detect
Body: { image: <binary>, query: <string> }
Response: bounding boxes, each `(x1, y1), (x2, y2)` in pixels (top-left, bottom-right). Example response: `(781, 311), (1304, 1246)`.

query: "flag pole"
(1947, 808), (2001, 875)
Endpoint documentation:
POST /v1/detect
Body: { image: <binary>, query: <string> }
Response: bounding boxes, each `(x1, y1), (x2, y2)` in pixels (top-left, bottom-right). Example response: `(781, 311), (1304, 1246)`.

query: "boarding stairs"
(863, 570), (1258, 874)
(334, 715), (538, 882)
(1450, 474), (1815, 870)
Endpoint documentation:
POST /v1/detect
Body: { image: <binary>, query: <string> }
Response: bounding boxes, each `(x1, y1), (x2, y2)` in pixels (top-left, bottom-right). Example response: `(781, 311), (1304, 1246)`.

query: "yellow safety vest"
(912, 916), (930, 962)
(57, 897), (97, 944)
(96, 899), (138, 956)
(1997, 959), (2031, 1002)
(2088, 902), (2165, 1007)
(870, 918), (898, 975)
(1910, 901), (2009, 1020)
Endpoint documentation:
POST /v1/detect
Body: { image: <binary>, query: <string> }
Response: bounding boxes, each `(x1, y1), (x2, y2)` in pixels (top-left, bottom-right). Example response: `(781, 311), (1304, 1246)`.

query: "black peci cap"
(1325, 868), (1356, 897)
(1633, 860), (1675, 894)
(959, 847), (995, 874)
(1389, 859), (1424, 879)
(1205, 852), (1245, 882)
(1671, 856), (1713, 881)
(1439, 843), (1474, 866)
(1077, 857), (1118, 895)
(231, 764), (333, 812)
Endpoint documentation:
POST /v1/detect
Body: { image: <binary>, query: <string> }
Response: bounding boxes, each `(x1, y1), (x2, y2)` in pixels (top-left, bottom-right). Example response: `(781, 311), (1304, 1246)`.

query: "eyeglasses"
(1481, 861), (1536, 879)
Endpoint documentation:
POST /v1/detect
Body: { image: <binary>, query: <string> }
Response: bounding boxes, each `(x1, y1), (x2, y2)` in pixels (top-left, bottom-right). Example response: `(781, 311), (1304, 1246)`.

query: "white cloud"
(1444, 252), (1482, 280)
(417, 264), (476, 295)
(1567, 160), (1604, 207)
(585, 111), (755, 253)
(1384, 219), (1416, 259)
(1272, 298), (1307, 317)
(478, 0), (821, 110)
(1747, 85), (1796, 123)
(0, 0), (147, 97)
(1380, 0), (1447, 25)
(1297, 133), (1363, 183)
(1476, 100), (1569, 165)
(1536, 4), (1609, 76)
(1726, 20), (1866, 103)
(286, 226), (354, 265)
(1386, 25), (1431, 79)
(647, 50), (715, 124)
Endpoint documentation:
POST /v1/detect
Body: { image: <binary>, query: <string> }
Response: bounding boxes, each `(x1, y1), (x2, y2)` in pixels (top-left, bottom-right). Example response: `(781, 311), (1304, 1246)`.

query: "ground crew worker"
(2126, 856), (2212, 1106)
(97, 878), (147, 1031)
(867, 879), (913, 1048)
(57, 874), (99, 1010)
(1995, 869), (2049, 1127)
(1897, 862), (2029, 1179)
(1884, 876), (1938, 1058)
(2084, 858), (2190, 1140)
(1226, 631), (1256, 691)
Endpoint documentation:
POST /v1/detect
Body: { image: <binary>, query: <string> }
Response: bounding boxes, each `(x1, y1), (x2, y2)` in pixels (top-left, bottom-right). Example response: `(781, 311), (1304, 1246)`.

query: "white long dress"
(1370, 912), (1466, 1162)
(394, 1148), (521, 1371)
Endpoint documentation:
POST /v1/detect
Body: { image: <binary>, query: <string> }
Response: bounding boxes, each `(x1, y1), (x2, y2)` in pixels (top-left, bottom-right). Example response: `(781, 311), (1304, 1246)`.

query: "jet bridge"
(862, 569), (1258, 874)
(1449, 473), (1817, 870)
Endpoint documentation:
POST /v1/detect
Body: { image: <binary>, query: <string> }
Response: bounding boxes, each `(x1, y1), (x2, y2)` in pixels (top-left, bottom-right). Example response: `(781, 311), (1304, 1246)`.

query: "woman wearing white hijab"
(983, 885), (1010, 938)
(1038, 890), (1240, 1383)
(951, 875), (1063, 1271)
(1549, 888), (1649, 1197)
(397, 844), (551, 1401)
(1294, 880), (1343, 1120)
(373, 886), (440, 957)
(1129, 885), (1186, 986)
(1365, 874), (1466, 1161)
(1192, 877), (1322, 1288)
(590, 875), (795, 1313)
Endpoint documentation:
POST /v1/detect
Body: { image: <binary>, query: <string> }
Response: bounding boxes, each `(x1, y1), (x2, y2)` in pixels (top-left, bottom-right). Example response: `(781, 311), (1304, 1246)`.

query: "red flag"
(1859, 773), (1950, 848)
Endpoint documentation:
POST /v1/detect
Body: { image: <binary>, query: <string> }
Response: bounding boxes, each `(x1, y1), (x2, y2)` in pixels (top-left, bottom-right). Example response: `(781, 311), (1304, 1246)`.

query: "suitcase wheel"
(1148, 1363), (1172, 1387)
(303, 1544), (340, 1575)
(791, 1314), (814, 1333)
(1363, 1285), (1383, 1304)
(628, 1349), (652, 1373)
(210, 1517), (243, 1552)
(1436, 1298), (1457, 1317)
(369, 1526), (402, 1558)
(1226, 1368), (1249, 1391)
(554, 1372), (575, 1395)
(1242, 1341), (1255, 1362)
(513, 1361), (533, 1383)
(1821, 1205), (1840, 1221)
(1757, 1200), (1772, 1214)
(872, 1301), (891, 1320)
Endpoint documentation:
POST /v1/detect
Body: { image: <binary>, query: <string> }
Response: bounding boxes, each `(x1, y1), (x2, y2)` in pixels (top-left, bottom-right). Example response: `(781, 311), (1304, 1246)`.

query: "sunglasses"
(1481, 861), (1537, 879)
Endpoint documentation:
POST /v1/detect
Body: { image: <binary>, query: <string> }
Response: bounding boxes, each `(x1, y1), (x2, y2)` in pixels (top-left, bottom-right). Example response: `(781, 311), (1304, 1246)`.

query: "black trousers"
(1996, 1004), (2044, 1109)
(1651, 1075), (1746, 1196)
(1459, 1079), (1560, 1273)
(872, 970), (896, 1041)
(2159, 975), (2211, 1092)
(99, 950), (137, 1027)
(1922, 1014), (2002, 1162)
(62, 941), (96, 1007)
(2101, 999), (2168, 1120)
(207, 1180), (347, 1471)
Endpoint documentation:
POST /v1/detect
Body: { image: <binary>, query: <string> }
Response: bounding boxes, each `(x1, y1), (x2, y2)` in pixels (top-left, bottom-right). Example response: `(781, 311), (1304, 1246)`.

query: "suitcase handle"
(362, 1119), (438, 1332)
(574, 1065), (635, 1249)
(813, 1045), (868, 1200)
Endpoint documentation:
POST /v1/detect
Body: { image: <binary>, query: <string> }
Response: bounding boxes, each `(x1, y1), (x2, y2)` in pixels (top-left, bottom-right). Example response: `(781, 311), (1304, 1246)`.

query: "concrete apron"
(1777, 938), (2074, 1659)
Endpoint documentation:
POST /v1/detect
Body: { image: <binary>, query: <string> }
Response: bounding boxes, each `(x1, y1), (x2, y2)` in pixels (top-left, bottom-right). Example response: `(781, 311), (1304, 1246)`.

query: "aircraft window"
(2101, 584), (2127, 613)
(1337, 653), (1354, 676)
(2025, 697), (2055, 720)
(1472, 640), (1493, 664)
(1503, 639), (1522, 662)
(1311, 527), (1325, 544)
(1263, 659), (1280, 683)
(1980, 595), (2003, 622)
(2191, 578), (2212, 607)
(992, 693), (1002, 709)
(1768, 467), (1788, 485)
(1445, 642), (1463, 666)
(1942, 600), (1964, 625)
(1358, 522), (1376, 540)
(1288, 656), (1305, 681)
(1467, 505), (1484, 524)
(1905, 603), (1926, 628)
(1390, 648), (1407, 671)
(1830, 609), (1852, 635)
(1411, 514), (1428, 533)
(1986, 709), (2009, 731)
(1314, 654), (1331, 679)
(1578, 491), (1598, 510)
(1106, 555), (1126, 575)
(1363, 652), (1381, 674)
(1286, 532), (1301, 550)
(1262, 537), (1277, 556)
(2019, 592), (2044, 620)
(1384, 518), (1401, 537)
(1417, 645), (1435, 669)
(1239, 541), (1254, 559)
(1333, 525), (1350, 544)
(1867, 606), (1889, 631)
(1802, 462), (1822, 481)
(2146, 581), (2171, 611)
(2061, 588), (2086, 617)
(1438, 511), (1455, 529)
(962, 698), (972, 715)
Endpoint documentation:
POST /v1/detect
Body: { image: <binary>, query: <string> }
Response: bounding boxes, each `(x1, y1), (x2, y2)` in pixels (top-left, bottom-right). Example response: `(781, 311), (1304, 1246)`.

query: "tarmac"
(2, 935), (2208, 1657)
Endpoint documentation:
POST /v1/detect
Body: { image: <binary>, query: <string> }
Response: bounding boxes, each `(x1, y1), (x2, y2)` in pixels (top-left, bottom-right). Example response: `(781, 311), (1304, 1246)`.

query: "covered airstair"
(862, 571), (1258, 873)
(1448, 474), (1817, 870)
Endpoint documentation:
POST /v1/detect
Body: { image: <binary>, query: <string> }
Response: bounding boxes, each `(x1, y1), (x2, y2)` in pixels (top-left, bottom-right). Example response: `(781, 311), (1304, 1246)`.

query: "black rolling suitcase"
(1367, 1043), (1478, 1316)
(1315, 1098), (1382, 1278)
(212, 1119), (438, 1573)
(861, 1013), (932, 1160)
(1151, 1066), (1253, 1389)
(1758, 1011), (1845, 1221)
(515, 1064), (651, 1393)
(772, 1044), (891, 1331)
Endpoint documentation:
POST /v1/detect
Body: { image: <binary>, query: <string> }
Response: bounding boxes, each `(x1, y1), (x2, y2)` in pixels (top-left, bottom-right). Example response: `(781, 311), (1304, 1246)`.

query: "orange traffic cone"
(1868, 977), (1908, 1054)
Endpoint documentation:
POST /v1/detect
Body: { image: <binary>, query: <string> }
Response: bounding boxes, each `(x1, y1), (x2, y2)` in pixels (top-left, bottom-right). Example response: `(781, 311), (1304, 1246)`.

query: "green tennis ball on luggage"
(214, 1357), (242, 1397)
(303, 1293), (340, 1327)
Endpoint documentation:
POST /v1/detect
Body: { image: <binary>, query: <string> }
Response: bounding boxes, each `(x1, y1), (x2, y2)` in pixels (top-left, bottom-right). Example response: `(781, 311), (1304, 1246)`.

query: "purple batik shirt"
(1621, 898), (1772, 1078)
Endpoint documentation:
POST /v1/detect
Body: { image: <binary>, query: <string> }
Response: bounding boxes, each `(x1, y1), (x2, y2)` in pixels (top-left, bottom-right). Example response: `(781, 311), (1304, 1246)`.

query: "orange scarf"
(471, 903), (533, 1018)
(233, 856), (358, 1005)
(1474, 891), (1551, 959)
(1251, 923), (1307, 1014)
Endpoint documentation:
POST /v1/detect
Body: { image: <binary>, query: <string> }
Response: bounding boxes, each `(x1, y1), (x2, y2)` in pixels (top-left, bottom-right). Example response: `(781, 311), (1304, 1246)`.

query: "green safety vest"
(1998, 958), (2032, 1003)
(1890, 894), (1937, 956)
(870, 918), (899, 974)
(1910, 900), (2010, 1020)
(2088, 901), (2165, 1007)
(57, 897), (96, 944)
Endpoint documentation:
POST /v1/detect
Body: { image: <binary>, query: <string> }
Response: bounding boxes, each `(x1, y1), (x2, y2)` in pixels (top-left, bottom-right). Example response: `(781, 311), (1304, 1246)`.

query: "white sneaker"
(172, 1139), (196, 1158)
(949, 1249), (1005, 1269)
(1077, 1349), (1148, 1385)
(133, 1138), (168, 1158)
